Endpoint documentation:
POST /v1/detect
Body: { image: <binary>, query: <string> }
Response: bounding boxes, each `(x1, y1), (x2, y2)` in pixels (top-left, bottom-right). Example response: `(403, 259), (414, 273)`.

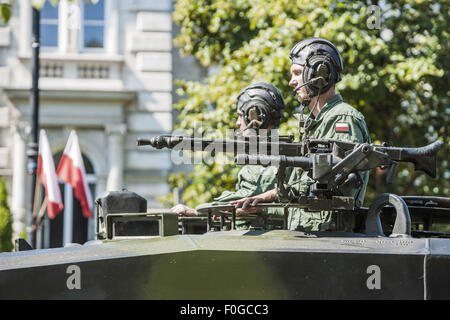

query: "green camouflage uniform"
(209, 165), (282, 229)
(287, 94), (370, 231)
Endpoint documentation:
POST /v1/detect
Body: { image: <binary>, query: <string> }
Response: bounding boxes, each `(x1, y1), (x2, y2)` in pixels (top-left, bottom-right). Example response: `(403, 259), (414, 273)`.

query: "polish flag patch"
(335, 122), (350, 133)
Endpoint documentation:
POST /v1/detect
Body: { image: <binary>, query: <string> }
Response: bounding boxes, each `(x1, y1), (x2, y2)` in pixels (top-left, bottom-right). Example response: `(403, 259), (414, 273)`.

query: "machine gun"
(236, 139), (443, 203)
(137, 135), (443, 212)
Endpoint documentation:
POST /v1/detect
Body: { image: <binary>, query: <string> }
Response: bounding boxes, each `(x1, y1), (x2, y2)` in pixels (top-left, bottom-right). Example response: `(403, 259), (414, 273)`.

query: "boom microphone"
(291, 77), (325, 96)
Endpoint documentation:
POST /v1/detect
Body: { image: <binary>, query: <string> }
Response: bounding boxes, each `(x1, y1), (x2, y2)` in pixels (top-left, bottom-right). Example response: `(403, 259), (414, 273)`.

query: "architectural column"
(105, 0), (119, 55)
(58, 0), (69, 53)
(18, 0), (31, 57)
(10, 121), (29, 239)
(105, 123), (126, 191)
(67, 0), (80, 53)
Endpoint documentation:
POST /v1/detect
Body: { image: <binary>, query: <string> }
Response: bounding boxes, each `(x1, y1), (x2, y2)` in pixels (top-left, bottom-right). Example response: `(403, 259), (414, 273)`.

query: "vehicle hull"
(1, 230), (449, 300)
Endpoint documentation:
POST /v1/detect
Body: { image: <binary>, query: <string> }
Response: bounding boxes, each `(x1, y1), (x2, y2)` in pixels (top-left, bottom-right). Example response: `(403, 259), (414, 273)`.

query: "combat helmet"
(236, 82), (285, 129)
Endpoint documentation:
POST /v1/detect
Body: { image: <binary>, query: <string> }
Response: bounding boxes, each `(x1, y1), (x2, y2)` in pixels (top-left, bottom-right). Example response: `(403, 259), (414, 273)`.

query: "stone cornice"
(3, 88), (136, 103)
(18, 52), (125, 64)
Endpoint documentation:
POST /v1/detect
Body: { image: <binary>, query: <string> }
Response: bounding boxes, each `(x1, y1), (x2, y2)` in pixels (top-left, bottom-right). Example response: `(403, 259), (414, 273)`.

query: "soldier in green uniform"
(172, 82), (286, 229)
(232, 38), (370, 232)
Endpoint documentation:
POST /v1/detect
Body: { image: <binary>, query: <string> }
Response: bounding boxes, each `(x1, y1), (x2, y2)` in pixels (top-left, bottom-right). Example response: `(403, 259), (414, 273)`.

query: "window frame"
(36, 0), (109, 53)
(79, 0), (106, 52)
(39, 0), (60, 50)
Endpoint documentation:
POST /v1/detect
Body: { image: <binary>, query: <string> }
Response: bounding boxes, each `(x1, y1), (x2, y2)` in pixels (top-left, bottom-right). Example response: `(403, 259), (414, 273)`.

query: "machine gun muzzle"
(381, 140), (444, 178)
(136, 136), (183, 149)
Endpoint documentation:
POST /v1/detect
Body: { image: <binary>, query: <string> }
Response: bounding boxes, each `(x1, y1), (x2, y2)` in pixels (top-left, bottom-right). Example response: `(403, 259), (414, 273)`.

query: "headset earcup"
(243, 103), (271, 129)
(302, 63), (316, 97)
(303, 55), (334, 97)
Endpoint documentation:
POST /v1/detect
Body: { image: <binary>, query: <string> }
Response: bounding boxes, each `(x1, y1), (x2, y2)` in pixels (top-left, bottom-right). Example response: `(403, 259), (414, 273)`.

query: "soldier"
(232, 38), (371, 232)
(171, 82), (286, 229)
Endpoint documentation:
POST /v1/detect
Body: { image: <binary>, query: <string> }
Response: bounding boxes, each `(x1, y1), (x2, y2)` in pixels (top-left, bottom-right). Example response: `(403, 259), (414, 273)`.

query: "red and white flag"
(56, 130), (93, 219)
(335, 122), (350, 133)
(37, 130), (64, 219)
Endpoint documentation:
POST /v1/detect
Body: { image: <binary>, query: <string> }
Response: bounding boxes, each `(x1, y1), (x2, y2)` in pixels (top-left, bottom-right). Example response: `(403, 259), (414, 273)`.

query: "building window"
(40, 0), (59, 48)
(82, 0), (105, 49)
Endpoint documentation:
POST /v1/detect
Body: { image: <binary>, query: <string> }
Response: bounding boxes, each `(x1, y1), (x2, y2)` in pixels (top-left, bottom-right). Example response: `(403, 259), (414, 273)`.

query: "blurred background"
(0, 0), (448, 250)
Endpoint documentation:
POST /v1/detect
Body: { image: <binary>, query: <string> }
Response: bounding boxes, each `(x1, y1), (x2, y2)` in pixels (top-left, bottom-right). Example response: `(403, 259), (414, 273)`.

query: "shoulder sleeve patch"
(335, 122), (350, 133)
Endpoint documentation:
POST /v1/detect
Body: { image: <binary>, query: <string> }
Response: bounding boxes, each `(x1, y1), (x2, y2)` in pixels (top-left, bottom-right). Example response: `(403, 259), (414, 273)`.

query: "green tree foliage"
(169, 0), (449, 208)
(0, 177), (13, 253)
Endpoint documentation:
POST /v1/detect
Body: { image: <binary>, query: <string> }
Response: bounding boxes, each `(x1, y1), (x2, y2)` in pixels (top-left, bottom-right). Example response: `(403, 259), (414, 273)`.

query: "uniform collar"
(314, 93), (343, 121)
(303, 94), (343, 136)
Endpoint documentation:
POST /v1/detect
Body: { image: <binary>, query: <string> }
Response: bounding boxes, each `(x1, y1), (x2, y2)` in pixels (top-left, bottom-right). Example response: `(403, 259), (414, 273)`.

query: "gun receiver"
(238, 140), (443, 191)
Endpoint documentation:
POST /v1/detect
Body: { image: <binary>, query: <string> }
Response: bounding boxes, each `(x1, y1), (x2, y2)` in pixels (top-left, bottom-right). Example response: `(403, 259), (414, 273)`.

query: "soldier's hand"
(230, 189), (277, 215)
(171, 204), (198, 216)
(230, 197), (261, 215)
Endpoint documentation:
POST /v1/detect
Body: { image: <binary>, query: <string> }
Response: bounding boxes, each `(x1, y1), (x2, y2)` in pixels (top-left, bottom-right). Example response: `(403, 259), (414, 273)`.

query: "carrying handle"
(365, 193), (411, 238)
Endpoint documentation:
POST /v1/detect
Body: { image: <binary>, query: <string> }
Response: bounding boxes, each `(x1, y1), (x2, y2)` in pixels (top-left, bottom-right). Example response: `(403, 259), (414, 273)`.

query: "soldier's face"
(236, 110), (246, 131)
(289, 64), (309, 104)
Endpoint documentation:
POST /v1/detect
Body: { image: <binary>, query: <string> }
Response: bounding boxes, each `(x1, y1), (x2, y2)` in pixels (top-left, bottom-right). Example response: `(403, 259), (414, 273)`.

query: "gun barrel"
(381, 140), (443, 178)
(236, 154), (312, 169)
(137, 135), (304, 156)
(137, 136), (253, 152)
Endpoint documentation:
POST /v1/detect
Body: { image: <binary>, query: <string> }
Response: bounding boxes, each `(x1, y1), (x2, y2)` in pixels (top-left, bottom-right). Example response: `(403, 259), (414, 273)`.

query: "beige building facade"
(0, 0), (203, 247)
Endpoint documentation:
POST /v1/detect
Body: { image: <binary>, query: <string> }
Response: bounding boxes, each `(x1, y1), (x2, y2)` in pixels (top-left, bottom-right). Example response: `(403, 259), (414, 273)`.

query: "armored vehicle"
(0, 137), (448, 300)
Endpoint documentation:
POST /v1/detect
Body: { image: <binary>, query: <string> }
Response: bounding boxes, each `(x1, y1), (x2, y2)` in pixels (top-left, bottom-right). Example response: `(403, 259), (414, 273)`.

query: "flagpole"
(34, 196), (48, 232)
(27, 6), (40, 248)
(31, 175), (41, 233)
